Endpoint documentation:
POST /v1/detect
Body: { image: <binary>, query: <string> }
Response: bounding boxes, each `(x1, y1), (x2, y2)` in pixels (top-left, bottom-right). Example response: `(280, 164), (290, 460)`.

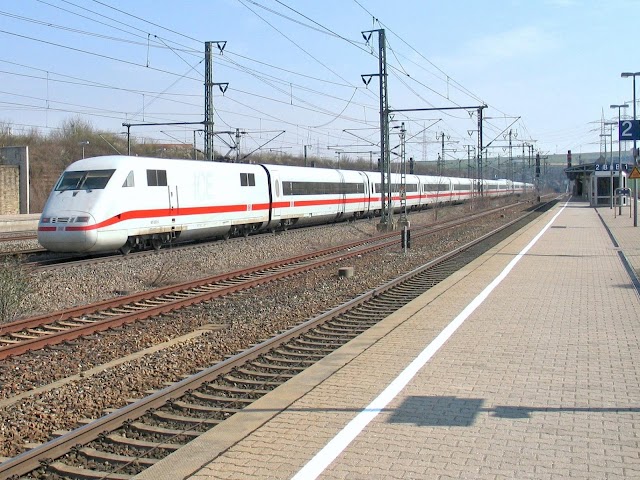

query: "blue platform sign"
(620, 120), (640, 141)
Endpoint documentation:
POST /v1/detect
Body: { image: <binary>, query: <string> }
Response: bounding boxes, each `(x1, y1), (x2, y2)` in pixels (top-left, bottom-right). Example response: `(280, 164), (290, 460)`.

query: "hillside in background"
(1, 119), (600, 213)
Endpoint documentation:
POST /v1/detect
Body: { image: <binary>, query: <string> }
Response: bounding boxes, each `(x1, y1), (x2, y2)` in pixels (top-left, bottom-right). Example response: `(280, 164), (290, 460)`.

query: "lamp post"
(621, 72), (639, 226)
(78, 140), (89, 159)
(611, 103), (629, 214)
(600, 130), (612, 207)
(604, 122), (616, 208)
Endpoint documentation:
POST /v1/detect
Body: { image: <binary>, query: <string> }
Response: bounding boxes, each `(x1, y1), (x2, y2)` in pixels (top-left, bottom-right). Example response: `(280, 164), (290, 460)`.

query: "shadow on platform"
(387, 395), (640, 427)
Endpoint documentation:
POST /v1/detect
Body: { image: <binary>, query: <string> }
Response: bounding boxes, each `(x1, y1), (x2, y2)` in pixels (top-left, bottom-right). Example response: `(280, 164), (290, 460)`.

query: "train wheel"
(151, 237), (162, 250)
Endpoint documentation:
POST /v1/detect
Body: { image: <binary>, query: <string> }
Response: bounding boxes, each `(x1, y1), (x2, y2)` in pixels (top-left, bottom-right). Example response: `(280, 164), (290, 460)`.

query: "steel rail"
(0, 202), (527, 360)
(2, 202), (521, 334)
(0, 239), (387, 359)
(0, 232), (37, 242)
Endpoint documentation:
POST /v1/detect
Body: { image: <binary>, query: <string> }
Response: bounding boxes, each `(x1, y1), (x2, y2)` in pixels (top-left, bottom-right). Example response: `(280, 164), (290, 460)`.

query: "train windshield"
(55, 169), (116, 191)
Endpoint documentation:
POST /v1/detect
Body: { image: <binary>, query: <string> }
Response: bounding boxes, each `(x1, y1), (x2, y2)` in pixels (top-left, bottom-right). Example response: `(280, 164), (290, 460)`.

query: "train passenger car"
(450, 177), (473, 203)
(418, 175), (452, 205)
(512, 180), (528, 194)
(363, 171), (424, 214)
(39, 156), (272, 253)
(403, 174), (423, 210)
(484, 179), (502, 198)
(270, 164), (370, 228)
(496, 179), (509, 195)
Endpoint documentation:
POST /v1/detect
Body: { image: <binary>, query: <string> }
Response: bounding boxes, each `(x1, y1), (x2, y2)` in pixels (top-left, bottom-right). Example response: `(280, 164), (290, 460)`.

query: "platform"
(0, 213), (40, 232)
(137, 199), (640, 480)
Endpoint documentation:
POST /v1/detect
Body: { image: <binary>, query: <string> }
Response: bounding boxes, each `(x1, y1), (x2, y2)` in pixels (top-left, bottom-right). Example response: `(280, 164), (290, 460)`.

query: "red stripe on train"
(42, 190), (505, 232)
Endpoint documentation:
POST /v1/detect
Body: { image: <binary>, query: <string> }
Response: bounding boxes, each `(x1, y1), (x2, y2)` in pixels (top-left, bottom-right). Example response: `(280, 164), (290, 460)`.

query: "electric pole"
(235, 128), (242, 162)
(477, 106), (486, 196)
(204, 41), (228, 161)
(466, 145), (475, 179)
(304, 144), (312, 167)
(438, 132), (445, 175)
(399, 122), (408, 225)
(509, 129), (514, 193)
(362, 28), (392, 231)
(204, 42), (214, 161)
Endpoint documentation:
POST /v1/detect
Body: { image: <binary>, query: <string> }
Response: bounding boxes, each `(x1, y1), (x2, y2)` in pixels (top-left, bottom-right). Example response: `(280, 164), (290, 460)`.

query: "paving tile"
(138, 201), (640, 480)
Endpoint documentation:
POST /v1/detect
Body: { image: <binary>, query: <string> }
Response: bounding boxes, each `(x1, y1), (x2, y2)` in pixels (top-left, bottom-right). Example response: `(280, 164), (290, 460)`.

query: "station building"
(565, 151), (633, 207)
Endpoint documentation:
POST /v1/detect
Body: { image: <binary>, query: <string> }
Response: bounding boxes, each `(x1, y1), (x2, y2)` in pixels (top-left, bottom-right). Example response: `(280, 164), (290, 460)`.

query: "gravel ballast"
(0, 198), (536, 458)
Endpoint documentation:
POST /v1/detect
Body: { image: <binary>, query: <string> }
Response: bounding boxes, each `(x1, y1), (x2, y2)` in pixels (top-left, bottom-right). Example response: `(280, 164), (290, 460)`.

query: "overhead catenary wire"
(2, 2), (384, 148)
(1, 0), (558, 159)
(0, 2), (380, 146)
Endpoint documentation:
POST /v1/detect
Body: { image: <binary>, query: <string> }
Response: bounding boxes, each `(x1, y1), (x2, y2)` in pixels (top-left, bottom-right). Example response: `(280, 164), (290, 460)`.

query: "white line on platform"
(292, 200), (569, 480)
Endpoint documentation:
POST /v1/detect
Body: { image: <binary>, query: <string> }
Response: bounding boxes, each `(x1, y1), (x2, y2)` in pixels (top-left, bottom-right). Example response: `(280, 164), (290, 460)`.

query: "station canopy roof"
(565, 163), (596, 181)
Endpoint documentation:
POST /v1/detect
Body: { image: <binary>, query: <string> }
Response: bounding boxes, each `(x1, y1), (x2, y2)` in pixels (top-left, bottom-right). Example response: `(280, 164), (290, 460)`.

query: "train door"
(270, 169), (282, 220)
(168, 185), (179, 212)
(337, 170), (346, 216)
(361, 171), (371, 213)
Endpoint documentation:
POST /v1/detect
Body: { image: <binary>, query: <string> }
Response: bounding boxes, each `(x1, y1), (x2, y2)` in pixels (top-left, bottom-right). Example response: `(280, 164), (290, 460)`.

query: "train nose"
(37, 212), (98, 252)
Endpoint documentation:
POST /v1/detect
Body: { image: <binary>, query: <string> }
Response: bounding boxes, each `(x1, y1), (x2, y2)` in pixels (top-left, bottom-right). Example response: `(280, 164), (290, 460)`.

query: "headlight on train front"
(41, 217), (50, 223)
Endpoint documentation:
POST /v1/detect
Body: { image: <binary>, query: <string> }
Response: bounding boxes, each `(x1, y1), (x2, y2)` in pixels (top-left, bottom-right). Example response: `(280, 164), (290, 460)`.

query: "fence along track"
(0, 201), (554, 479)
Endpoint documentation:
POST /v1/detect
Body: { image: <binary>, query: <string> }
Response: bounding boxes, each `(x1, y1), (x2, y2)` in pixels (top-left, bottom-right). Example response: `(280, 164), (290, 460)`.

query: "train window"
(55, 171), (84, 191)
(372, 183), (415, 194)
(281, 181), (364, 196)
(240, 173), (256, 187)
(389, 183), (417, 193)
(55, 169), (115, 191)
(147, 169), (167, 187)
(423, 183), (448, 192)
(122, 171), (135, 188)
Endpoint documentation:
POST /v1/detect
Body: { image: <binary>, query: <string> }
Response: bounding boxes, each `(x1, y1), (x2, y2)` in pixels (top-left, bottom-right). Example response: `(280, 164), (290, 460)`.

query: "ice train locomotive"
(38, 155), (531, 254)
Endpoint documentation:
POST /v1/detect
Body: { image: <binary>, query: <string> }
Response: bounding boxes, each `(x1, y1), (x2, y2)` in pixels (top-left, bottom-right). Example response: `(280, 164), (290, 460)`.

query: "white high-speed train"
(37, 155), (531, 254)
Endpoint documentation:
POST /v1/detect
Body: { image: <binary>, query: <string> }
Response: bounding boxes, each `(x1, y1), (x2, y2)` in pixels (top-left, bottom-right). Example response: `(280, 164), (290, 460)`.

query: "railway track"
(0, 199), (557, 479)
(0, 232), (45, 261)
(0, 201), (521, 270)
(0, 231), (36, 242)
(0, 202), (519, 360)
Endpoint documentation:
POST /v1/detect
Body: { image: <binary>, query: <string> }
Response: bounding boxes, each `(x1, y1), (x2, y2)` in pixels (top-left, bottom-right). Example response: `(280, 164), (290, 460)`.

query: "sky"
(0, 0), (638, 166)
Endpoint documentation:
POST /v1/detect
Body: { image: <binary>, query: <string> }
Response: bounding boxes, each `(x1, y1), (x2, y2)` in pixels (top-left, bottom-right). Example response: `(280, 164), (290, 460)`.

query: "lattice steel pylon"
(361, 28), (392, 230)
(380, 29), (391, 228)
(204, 41), (228, 161)
(204, 41), (214, 161)
(599, 109), (606, 160)
(399, 122), (409, 226)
